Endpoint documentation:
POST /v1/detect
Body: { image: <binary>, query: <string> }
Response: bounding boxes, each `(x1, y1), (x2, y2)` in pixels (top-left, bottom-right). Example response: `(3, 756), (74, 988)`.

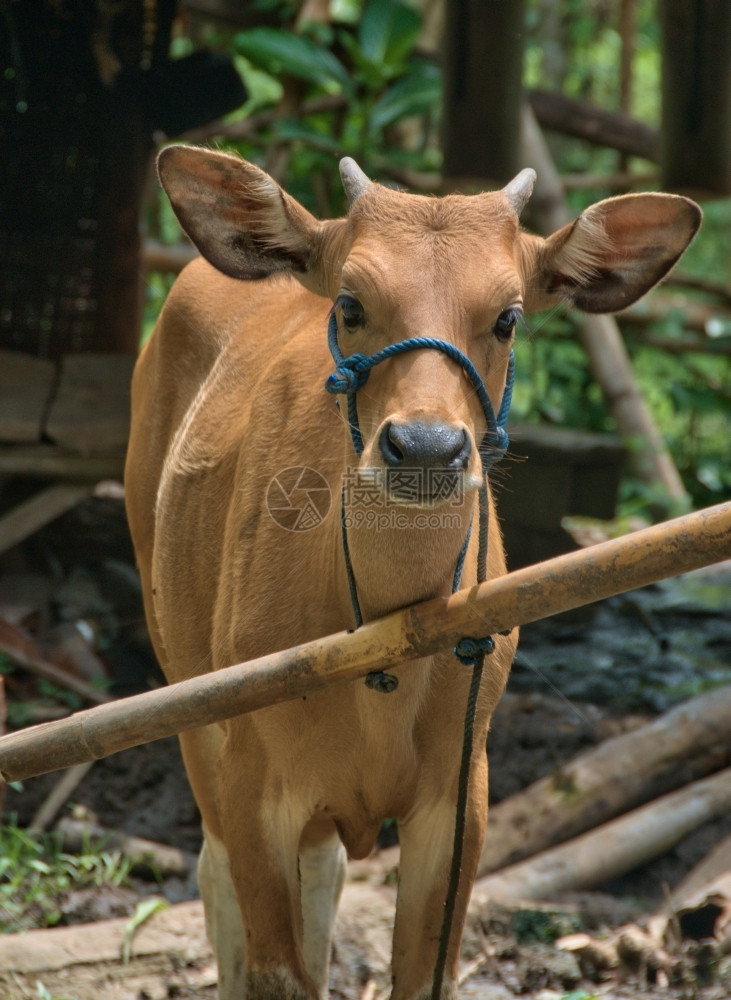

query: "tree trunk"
(442, 0), (526, 186)
(661, 0), (731, 196)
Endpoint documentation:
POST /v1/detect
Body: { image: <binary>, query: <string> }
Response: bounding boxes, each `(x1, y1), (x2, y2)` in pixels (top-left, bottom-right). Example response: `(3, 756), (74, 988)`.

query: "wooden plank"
(0, 351), (56, 443)
(0, 900), (209, 975)
(45, 354), (135, 453)
(0, 445), (126, 479)
(0, 483), (91, 554)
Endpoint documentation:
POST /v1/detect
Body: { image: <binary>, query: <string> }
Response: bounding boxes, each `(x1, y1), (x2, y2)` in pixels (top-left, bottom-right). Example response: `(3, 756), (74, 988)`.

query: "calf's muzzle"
(379, 421), (471, 502)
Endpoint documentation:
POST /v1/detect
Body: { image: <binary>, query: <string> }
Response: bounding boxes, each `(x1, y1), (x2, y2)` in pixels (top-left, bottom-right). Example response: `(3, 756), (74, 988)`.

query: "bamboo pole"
(0, 501), (729, 784)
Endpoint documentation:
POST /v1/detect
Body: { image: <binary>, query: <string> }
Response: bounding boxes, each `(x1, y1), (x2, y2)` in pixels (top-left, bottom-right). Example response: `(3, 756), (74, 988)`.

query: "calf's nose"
(379, 421), (471, 470)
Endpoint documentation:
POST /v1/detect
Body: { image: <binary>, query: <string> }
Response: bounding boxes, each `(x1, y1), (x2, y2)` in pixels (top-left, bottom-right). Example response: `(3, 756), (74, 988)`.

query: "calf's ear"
(523, 193), (701, 313)
(157, 145), (322, 280)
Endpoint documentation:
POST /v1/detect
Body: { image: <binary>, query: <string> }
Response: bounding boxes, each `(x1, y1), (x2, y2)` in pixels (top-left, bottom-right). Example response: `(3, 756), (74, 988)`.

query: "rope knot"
(453, 635), (495, 665)
(480, 426), (510, 467)
(325, 356), (370, 395)
(365, 671), (399, 693)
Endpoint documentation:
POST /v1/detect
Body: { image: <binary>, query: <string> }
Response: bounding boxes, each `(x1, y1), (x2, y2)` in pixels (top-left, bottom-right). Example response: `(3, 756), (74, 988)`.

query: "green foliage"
(227, 0), (440, 213)
(524, 0), (660, 123)
(0, 823), (132, 932)
(143, 1), (729, 516)
(235, 27), (353, 94)
(512, 906), (582, 944)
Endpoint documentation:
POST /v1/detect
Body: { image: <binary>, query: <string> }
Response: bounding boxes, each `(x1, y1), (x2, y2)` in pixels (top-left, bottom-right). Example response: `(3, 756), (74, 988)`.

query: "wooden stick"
(0, 501), (728, 783)
(561, 170), (659, 191)
(0, 483), (92, 555)
(0, 620), (112, 706)
(142, 240), (197, 274)
(479, 685), (731, 876)
(0, 446), (125, 480)
(664, 273), (731, 304)
(30, 762), (96, 831)
(472, 767), (731, 903)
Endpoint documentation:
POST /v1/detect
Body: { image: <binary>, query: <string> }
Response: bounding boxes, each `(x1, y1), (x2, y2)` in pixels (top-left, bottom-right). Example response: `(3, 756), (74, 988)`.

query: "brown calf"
(125, 147), (699, 1000)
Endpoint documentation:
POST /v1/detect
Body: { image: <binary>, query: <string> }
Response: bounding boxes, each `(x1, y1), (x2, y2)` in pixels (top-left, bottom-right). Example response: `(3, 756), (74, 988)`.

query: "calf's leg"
(198, 829), (247, 999)
(299, 817), (347, 998)
(218, 748), (320, 1000)
(391, 752), (489, 1000)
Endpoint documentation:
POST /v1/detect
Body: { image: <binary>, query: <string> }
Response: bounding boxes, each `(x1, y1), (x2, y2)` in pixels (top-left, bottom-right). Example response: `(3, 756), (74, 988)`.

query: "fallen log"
(0, 500), (729, 783)
(473, 767), (731, 903)
(479, 685), (731, 876)
(30, 761), (95, 831)
(669, 830), (731, 911)
(527, 89), (659, 162)
(57, 816), (197, 879)
(0, 619), (112, 706)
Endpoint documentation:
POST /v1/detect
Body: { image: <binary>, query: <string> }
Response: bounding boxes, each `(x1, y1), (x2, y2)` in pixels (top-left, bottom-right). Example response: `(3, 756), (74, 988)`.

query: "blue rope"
(326, 310), (513, 465)
(324, 304), (514, 1000)
(339, 483), (363, 630)
(326, 305), (513, 637)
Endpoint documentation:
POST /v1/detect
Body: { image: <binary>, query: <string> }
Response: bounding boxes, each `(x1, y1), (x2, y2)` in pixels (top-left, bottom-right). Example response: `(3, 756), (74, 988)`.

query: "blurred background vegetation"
(141, 0), (730, 517)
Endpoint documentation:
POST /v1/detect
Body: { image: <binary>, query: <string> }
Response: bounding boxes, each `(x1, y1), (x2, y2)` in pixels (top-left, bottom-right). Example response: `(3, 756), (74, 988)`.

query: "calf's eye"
(493, 307), (522, 341)
(338, 295), (365, 331)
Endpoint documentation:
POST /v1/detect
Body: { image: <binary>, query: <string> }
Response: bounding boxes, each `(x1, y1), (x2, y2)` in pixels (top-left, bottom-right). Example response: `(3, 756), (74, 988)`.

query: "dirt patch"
(2, 497), (731, 998)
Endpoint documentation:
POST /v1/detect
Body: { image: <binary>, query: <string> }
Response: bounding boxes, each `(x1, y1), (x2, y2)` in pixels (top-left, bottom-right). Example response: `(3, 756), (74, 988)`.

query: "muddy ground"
(1, 496), (730, 998)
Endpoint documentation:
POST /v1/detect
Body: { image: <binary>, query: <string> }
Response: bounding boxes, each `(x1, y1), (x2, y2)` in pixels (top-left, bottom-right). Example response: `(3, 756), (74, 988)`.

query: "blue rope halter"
(324, 303), (516, 1000)
(324, 306), (515, 636)
(325, 310), (514, 466)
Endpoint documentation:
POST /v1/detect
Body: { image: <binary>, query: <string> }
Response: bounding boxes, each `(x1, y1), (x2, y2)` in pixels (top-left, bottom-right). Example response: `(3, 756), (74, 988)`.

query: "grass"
(0, 822), (132, 932)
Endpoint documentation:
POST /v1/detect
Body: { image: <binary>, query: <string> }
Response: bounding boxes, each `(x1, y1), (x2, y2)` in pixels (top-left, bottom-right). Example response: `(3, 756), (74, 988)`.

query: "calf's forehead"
(341, 187), (525, 306)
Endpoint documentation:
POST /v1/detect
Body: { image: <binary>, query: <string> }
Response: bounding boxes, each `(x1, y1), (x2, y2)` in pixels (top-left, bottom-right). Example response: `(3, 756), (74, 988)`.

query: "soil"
(1, 495), (730, 999)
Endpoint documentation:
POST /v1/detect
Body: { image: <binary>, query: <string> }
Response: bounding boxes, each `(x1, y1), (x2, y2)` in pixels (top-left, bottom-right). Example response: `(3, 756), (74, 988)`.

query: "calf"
(125, 147), (700, 1000)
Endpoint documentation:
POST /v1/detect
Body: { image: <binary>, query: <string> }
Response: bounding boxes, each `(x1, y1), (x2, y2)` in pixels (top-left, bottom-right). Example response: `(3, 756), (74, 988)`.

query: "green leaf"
(35, 982), (77, 1000)
(370, 64), (441, 131)
(273, 120), (344, 155)
(122, 897), (169, 964)
(358, 0), (421, 72)
(234, 27), (352, 95)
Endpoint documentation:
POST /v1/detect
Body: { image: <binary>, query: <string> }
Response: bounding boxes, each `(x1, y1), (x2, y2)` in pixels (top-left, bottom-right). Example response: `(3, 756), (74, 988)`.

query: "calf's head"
(158, 147), (700, 506)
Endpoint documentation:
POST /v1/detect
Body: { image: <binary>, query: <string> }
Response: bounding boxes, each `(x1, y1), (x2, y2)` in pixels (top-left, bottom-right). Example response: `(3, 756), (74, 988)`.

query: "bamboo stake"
(0, 501), (728, 784)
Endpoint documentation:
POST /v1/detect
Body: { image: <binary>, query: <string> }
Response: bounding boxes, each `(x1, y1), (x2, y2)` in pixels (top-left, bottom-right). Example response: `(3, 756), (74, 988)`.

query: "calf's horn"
(340, 157), (371, 206)
(502, 168), (537, 216)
